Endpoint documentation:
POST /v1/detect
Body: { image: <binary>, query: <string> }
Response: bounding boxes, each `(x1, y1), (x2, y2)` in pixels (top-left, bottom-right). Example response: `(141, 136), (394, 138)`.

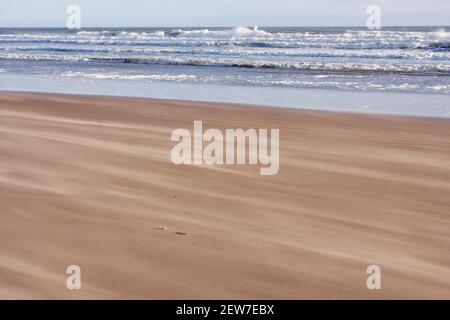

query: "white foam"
(170, 26), (271, 39)
(0, 27), (448, 95)
(62, 71), (196, 82)
(432, 28), (449, 40)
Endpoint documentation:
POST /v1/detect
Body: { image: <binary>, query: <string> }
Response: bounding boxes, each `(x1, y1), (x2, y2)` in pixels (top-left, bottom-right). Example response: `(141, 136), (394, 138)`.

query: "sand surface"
(0, 92), (449, 299)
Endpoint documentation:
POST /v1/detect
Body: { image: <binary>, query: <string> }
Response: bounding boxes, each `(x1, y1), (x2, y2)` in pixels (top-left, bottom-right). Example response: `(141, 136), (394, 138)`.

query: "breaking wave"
(0, 26), (448, 94)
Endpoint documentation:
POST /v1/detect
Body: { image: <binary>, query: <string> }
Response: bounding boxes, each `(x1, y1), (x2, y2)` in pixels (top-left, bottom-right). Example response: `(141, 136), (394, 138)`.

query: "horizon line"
(0, 25), (448, 29)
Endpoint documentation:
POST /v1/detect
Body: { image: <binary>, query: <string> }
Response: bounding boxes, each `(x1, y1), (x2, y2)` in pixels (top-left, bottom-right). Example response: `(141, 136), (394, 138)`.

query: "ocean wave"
(0, 39), (447, 52)
(1, 45), (448, 61)
(63, 71), (196, 81)
(426, 41), (450, 51)
(56, 71), (450, 93)
(2, 53), (448, 75)
(0, 27), (448, 94)
(0, 27), (448, 52)
(168, 26), (271, 38)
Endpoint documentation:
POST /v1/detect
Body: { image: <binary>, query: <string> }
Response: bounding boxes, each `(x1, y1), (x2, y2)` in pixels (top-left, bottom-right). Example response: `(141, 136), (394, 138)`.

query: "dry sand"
(0, 92), (449, 299)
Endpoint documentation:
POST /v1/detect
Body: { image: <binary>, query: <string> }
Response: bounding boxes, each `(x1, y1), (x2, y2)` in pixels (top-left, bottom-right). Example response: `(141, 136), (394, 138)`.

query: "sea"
(0, 26), (449, 117)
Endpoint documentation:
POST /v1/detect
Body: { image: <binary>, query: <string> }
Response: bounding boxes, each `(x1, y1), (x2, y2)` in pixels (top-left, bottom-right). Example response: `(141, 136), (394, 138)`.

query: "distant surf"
(0, 26), (449, 93)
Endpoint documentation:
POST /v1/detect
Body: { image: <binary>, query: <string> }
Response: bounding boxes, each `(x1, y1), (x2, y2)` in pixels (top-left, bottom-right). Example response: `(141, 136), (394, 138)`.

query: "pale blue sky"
(0, 0), (448, 27)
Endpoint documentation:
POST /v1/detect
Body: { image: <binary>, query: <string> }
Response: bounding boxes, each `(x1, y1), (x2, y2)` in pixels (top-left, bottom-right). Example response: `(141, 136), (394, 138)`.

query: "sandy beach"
(0, 92), (449, 299)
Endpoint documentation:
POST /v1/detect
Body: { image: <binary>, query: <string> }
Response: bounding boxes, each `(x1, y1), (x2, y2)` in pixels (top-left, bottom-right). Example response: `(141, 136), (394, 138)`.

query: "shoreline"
(2, 90), (450, 121)
(1, 92), (449, 299)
